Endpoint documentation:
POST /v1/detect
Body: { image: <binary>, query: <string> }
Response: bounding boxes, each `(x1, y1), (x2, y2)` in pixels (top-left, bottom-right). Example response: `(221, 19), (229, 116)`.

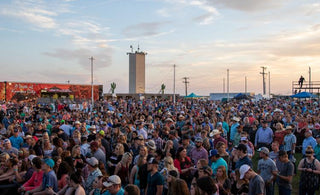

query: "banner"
(0, 82), (102, 101)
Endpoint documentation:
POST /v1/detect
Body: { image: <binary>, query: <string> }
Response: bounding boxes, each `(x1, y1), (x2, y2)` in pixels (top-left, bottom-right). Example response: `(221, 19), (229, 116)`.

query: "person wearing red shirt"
(18, 157), (44, 193)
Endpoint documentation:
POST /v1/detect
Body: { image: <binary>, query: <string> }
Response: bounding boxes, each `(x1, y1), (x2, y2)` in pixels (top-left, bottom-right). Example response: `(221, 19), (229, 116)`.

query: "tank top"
(134, 166), (140, 187)
(300, 158), (319, 189)
(118, 163), (129, 185)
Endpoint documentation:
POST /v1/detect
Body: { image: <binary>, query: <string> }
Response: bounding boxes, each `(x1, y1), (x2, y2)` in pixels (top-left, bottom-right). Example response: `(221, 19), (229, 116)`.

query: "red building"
(0, 81), (103, 101)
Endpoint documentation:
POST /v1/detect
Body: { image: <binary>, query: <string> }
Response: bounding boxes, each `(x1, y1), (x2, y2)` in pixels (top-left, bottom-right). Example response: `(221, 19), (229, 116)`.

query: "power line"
(182, 77), (189, 96)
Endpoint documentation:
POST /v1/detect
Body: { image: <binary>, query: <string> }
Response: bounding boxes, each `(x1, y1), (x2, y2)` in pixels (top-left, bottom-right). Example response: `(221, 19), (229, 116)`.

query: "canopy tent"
(291, 92), (317, 98)
(185, 93), (201, 98)
(233, 93), (253, 100)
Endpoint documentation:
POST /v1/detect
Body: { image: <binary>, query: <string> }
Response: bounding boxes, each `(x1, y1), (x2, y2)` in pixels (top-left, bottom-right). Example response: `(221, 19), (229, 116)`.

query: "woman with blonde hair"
(72, 145), (85, 167)
(117, 134), (129, 152)
(274, 122), (286, 149)
(107, 143), (124, 175)
(42, 138), (54, 157)
(129, 155), (146, 187)
(163, 140), (175, 158)
(79, 125), (89, 137)
(298, 146), (320, 195)
(160, 156), (179, 194)
(133, 145), (148, 165)
(115, 152), (132, 186)
(72, 130), (81, 145)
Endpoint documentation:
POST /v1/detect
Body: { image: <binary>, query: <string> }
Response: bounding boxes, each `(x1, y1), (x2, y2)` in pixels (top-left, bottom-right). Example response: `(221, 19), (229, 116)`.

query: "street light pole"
(173, 64), (176, 104)
(89, 56), (94, 112)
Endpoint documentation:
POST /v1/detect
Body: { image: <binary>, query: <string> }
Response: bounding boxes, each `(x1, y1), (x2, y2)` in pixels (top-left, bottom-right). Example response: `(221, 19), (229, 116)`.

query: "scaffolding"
(292, 81), (320, 95)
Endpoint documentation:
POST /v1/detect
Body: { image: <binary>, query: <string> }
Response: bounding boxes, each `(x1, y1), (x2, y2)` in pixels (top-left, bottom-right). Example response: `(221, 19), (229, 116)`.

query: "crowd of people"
(0, 97), (319, 195)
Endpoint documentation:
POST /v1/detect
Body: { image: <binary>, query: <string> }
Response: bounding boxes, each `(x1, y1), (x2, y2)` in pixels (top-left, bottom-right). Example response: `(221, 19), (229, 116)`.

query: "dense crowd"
(0, 97), (319, 195)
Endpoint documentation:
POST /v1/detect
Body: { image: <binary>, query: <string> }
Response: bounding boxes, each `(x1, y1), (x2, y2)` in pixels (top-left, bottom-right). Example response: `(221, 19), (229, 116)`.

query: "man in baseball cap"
(85, 157), (102, 194)
(103, 175), (124, 194)
(240, 164), (265, 195)
(28, 158), (58, 194)
(257, 147), (277, 195)
(209, 149), (228, 175)
(146, 157), (164, 195)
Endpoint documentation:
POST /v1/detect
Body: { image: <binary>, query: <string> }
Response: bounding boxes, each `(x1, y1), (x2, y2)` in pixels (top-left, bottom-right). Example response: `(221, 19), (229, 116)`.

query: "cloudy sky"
(0, 0), (319, 95)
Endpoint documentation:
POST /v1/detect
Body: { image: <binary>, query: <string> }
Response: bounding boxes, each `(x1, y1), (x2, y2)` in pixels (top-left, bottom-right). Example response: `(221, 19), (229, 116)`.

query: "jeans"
(299, 182), (317, 195)
(278, 186), (291, 195)
(266, 181), (274, 195)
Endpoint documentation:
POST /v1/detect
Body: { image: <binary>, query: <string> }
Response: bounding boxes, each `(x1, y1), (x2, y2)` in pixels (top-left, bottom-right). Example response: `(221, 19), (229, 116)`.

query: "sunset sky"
(0, 0), (319, 95)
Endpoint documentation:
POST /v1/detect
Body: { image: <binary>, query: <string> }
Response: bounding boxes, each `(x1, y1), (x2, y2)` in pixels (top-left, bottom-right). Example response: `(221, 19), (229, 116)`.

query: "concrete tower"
(128, 48), (146, 94)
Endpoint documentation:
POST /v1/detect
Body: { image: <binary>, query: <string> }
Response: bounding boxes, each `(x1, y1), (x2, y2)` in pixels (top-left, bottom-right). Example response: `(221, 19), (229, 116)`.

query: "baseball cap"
(209, 149), (218, 158)
(195, 137), (203, 143)
(240, 137), (248, 141)
(28, 154), (37, 162)
(4, 139), (10, 144)
(235, 144), (247, 153)
(148, 157), (159, 164)
(43, 158), (55, 168)
(86, 157), (99, 166)
(103, 175), (121, 187)
(305, 130), (312, 134)
(239, 164), (250, 179)
(32, 136), (39, 142)
(258, 147), (269, 155)
(98, 130), (105, 136)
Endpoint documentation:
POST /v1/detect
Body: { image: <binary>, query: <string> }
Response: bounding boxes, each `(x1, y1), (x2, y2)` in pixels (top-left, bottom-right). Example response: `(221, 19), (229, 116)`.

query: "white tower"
(128, 46), (146, 94)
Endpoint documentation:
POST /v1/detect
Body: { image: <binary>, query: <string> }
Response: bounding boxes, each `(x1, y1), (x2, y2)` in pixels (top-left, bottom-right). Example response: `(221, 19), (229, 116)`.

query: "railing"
(292, 81), (320, 95)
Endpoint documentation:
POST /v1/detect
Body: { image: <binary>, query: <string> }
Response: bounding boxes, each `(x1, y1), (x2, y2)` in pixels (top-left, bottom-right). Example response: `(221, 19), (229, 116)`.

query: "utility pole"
(89, 56), (95, 112)
(268, 71), (271, 98)
(245, 76), (247, 94)
(309, 66), (312, 93)
(227, 69), (229, 101)
(173, 64), (176, 104)
(223, 78), (225, 93)
(260, 66), (267, 95)
(182, 77), (189, 96)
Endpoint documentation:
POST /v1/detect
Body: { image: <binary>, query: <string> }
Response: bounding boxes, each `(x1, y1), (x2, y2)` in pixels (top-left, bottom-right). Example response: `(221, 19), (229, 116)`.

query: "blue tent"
(234, 93), (253, 100)
(185, 93), (201, 98)
(291, 92), (317, 98)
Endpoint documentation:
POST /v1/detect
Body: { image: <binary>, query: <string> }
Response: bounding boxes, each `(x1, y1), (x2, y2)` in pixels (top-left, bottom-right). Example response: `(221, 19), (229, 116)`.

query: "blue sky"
(0, 0), (319, 95)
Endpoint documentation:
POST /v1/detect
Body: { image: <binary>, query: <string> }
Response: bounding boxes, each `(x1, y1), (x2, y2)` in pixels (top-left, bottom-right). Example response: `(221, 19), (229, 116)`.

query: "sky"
(0, 0), (319, 96)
